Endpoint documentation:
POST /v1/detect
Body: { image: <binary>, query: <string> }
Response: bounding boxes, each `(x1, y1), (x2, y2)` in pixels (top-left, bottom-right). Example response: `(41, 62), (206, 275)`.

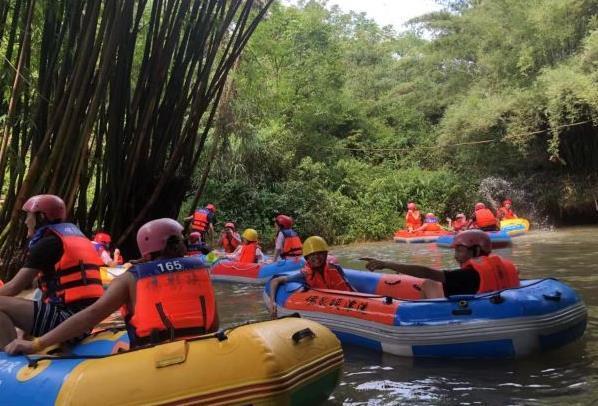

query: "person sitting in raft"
(361, 230), (520, 299)
(218, 222), (241, 254)
(447, 213), (467, 232)
(497, 199), (518, 220)
(405, 202), (422, 232)
(91, 231), (123, 267)
(272, 214), (302, 262)
(4, 218), (219, 354)
(0, 195), (104, 349)
(186, 231), (212, 256)
(268, 236), (353, 318)
(229, 229), (264, 263)
(467, 202), (499, 231)
(415, 213), (444, 232)
(184, 203), (216, 243)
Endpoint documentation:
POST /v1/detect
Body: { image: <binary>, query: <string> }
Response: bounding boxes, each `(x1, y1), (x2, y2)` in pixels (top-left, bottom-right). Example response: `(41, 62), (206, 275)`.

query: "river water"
(214, 226), (598, 405)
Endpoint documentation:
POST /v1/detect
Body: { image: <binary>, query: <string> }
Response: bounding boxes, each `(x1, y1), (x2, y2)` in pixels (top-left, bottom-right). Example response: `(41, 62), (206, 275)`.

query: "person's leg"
(0, 296), (35, 347)
(420, 279), (445, 299)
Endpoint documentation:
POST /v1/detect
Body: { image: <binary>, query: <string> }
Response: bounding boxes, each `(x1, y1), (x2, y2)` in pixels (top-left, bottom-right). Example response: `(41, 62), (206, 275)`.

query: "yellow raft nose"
(55, 317), (343, 405)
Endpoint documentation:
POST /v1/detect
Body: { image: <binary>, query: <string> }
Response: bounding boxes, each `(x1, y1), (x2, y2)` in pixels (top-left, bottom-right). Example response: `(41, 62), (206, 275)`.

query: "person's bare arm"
(268, 276), (288, 318)
(360, 258), (446, 282)
(4, 274), (132, 355)
(0, 268), (39, 297)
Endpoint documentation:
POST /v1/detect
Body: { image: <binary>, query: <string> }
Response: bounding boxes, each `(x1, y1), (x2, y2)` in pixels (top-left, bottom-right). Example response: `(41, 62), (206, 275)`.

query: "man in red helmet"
(467, 202), (499, 231)
(497, 199), (518, 220)
(5, 218), (218, 354)
(218, 222), (241, 254)
(91, 231), (122, 266)
(405, 202), (422, 231)
(184, 203), (216, 244)
(272, 214), (303, 262)
(0, 195), (104, 348)
(361, 230), (519, 299)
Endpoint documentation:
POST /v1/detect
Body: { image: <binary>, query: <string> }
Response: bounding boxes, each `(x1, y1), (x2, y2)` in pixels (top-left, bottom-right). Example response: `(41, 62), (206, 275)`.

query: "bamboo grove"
(0, 0), (273, 278)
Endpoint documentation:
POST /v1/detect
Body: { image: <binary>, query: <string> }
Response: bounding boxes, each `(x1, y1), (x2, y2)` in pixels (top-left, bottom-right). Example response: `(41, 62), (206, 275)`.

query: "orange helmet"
(137, 218), (183, 257)
(22, 194), (66, 222)
(502, 199), (512, 206)
(407, 202), (417, 210)
(224, 222), (235, 230)
(275, 214), (293, 229)
(474, 202), (486, 211)
(451, 230), (491, 254)
(93, 232), (112, 245)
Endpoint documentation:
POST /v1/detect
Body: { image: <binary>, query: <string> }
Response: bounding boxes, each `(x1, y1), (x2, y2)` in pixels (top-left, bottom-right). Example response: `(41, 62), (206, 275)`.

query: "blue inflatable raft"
(437, 230), (512, 249)
(210, 257), (305, 284)
(265, 270), (586, 358)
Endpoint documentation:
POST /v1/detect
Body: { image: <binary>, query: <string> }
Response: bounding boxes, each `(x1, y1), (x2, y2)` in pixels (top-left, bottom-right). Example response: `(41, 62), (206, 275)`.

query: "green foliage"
(188, 0), (598, 244)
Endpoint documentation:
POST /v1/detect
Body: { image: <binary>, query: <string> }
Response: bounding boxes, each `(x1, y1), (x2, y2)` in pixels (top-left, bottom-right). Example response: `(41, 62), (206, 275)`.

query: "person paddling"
(361, 230), (519, 299)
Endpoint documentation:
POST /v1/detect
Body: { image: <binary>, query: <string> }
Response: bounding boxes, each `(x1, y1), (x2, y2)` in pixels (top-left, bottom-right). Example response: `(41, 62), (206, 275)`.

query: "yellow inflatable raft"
(2, 317), (343, 405)
(499, 218), (530, 236)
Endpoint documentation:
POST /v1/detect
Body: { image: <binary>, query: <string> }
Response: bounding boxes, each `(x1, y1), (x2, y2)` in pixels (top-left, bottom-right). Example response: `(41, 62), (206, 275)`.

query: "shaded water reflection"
(214, 227), (598, 405)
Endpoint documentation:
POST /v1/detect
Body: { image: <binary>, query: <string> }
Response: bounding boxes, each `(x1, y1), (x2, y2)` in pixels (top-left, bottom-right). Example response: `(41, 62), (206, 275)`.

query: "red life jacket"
(220, 232), (240, 253)
(421, 222), (442, 232)
(40, 224), (104, 306)
(406, 211), (422, 228)
(498, 207), (517, 220)
(126, 256), (218, 347)
(452, 218), (467, 232)
(238, 242), (259, 263)
(474, 208), (497, 228)
(462, 255), (520, 293)
(280, 229), (302, 258)
(301, 263), (353, 292)
(191, 209), (211, 233)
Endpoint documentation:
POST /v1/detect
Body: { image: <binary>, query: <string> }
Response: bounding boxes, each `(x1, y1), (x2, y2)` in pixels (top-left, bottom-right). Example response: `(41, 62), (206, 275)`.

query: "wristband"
(32, 337), (45, 352)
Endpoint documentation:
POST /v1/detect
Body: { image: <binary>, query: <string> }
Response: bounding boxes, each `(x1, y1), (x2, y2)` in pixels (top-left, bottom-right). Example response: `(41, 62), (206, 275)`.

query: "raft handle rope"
(25, 316), (292, 365)
(292, 328), (316, 344)
(302, 278), (557, 304)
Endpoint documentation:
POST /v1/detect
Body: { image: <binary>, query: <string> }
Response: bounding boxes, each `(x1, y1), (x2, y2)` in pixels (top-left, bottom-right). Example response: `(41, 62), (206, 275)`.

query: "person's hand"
(268, 302), (278, 319)
(359, 257), (387, 272)
(4, 338), (35, 355)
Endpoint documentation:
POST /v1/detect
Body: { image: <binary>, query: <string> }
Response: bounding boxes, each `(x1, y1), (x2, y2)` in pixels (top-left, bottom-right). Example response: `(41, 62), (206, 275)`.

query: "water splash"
(478, 177), (551, 229)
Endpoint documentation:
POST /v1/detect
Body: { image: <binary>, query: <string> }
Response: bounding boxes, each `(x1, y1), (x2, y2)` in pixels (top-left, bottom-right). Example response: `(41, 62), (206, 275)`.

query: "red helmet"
(456, 213), (466, 219)
(206, 204), (216, 213)
(224, 222), (235, 230)
(502, 199), (512, 206)
(451, 230), (491, 254)
(137, 218), (184, 257)
(22, 194), (66, 222)
(474, 202), (486, 211)
(275, 214), (294, 229)
(407, 202), (416, 210)
(189, 231), (201, 242)
(93, 232), (112, 245)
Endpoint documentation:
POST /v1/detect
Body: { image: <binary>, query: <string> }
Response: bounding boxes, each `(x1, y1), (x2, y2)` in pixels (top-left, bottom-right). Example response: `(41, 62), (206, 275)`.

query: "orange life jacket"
(39, 224), (104, 307)
(280, 229), (302, 258)
(126, 256), (218, 347)
(421, 222), (442, 232)
(238, 242), (259, 263)
(452, 218), (467, 232)
(498, 206), (517, 220)
(301, 263), (353, 292)
(220, 232), (240, 253)
(191, 209), (211, 233)
(462, 255), (520, 293)
(474, 208), (497, 228)
(406, 211), (422, 228)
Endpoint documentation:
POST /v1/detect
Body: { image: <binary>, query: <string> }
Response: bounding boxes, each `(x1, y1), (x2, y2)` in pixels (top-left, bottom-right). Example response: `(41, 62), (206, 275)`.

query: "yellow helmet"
(242, 228), (258, 242)
(302, 236), (328, 257)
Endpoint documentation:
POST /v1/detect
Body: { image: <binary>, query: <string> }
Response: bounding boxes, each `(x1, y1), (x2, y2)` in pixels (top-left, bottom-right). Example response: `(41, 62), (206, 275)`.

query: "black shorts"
(30, 301), (78, 337)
